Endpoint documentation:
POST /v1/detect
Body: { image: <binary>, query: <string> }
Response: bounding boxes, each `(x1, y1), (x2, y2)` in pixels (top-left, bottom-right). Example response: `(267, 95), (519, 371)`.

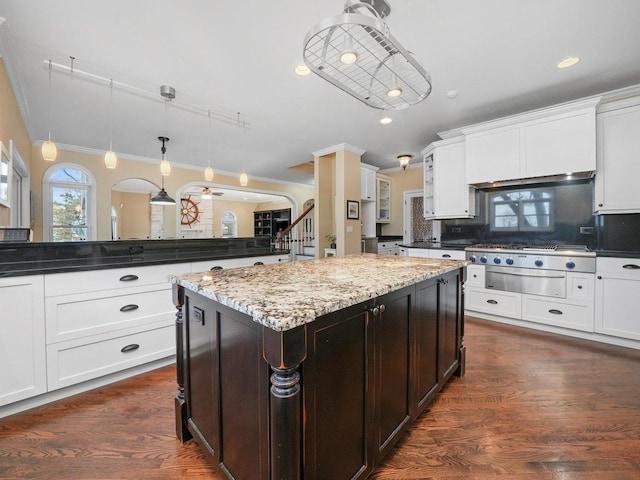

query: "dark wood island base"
(171, 258), (465, 480)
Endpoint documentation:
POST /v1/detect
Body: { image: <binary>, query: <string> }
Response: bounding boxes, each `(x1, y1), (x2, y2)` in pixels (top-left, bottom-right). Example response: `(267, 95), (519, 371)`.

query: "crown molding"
(312, 143), (366, 158)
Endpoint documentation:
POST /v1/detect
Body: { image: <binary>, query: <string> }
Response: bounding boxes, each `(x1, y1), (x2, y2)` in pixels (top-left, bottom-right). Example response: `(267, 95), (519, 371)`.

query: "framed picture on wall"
(347, 200), (359, 220)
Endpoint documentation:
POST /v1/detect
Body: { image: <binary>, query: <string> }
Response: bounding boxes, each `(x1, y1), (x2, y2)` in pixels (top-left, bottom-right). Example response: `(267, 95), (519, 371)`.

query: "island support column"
(263, 326), (307, 480)
(172, 284), (191, 443)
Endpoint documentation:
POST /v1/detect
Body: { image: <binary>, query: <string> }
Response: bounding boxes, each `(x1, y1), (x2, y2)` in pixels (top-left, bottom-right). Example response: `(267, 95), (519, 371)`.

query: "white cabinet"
(595, 257), (640, 340)
(0, 275), (47, 407)
(377, 240), (402, 255)
(360, 166), (377, 202)
(405, 248), (465, 260)
(376, 176), (391, 222)
(464, 98), (600, 185)
(422, 138), (475, 219)
(595, 100), (640, 214)
(44, 263), (190, 390)
(465, 287), (522, 319)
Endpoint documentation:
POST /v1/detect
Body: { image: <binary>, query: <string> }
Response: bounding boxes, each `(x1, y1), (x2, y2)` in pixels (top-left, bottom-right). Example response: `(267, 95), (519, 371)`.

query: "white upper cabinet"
(376, 175), (391, 222)
(360, 165), (377, 202)
(463, 98), (600, 185)
(423, 137), (475, 219)
(595, 98), (640, 214)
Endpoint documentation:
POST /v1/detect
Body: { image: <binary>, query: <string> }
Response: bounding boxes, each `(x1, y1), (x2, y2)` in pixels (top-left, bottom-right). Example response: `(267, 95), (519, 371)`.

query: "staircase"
(275, 202), (315, 261)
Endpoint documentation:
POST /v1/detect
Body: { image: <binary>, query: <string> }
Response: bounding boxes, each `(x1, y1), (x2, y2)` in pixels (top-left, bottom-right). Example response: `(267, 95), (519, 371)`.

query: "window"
(490, 189), (554, 232)
(221, 211), (237, 237)
(43, 163), (96, 241)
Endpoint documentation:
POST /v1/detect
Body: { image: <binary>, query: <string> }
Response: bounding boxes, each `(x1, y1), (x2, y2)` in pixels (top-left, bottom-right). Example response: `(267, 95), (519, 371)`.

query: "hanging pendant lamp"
(104, 79), (118, 169)
(150, 136), (176, 205)
(42, 60), (57, 161)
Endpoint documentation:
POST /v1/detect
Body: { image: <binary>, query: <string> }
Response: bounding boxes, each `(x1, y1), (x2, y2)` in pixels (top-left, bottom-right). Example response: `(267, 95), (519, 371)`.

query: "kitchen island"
(170, 254), (467, 480)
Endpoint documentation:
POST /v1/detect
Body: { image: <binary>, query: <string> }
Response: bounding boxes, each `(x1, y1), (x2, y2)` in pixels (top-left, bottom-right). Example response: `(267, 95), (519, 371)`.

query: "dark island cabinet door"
(413, 277), (439, 414)
(373, 285), (413, 462)
(184, 293), (270, 480)
(303, 302), (374, 480)
(184, 293), (220, 459)
(437, 270), (461, 385)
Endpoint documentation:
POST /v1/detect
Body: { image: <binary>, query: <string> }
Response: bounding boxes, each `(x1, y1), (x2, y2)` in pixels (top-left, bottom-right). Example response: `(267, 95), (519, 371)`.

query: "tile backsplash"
(411, 196), (434, 241)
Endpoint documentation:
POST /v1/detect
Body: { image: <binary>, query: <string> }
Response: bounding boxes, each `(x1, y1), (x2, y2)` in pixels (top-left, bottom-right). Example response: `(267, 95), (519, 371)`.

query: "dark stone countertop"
(0, 237), (286, 277)
(594, 249), (640, 259)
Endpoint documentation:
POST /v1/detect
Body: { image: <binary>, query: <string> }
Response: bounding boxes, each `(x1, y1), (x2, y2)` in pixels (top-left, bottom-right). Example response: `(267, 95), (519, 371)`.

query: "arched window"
(43, 163), (96, 241)
(221, 211), (237, 238)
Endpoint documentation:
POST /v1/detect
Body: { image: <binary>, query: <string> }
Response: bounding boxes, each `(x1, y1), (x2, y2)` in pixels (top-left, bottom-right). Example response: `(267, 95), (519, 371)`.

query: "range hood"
(471, 170), (594, 190)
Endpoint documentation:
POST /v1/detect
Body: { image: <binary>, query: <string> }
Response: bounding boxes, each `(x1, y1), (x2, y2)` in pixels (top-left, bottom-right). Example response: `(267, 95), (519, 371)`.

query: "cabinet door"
(438, 271), (461, 384)
(595, 103), (640, 213)
(433, 142), (475, 218)
(413, 278), (439, 414)
(374, 286), (412, 462)
(361, 168), (376, 201)
(523, 110), (596, 178)
(304, 303), (373, 480)
(185, 293), (220, 458)
(423, 154), (435, 218)
(376, 177), (391, 222)
(595, 259), (640, 340)
(465, 126), (521, 184)
(0, 275), (47, 407)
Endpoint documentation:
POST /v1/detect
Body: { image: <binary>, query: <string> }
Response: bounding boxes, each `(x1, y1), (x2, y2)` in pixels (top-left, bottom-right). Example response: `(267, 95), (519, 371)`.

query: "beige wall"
(380, 166), (423, 236)
(0, 59), (33, 227)
(29, 147), (313, 241)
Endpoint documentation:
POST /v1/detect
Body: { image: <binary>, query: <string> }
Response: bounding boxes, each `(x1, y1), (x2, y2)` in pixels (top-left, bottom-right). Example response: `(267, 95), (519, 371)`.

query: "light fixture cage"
(303, 1), (432, 110)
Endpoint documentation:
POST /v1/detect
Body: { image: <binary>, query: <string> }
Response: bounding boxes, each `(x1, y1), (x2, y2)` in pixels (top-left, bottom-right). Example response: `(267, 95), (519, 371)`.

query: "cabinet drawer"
(567, 273), (594, 301)
(522, 296), (594, 332)
(45, 263), (191, 297)
(596, 257), (640, 277)
(465, 265), (485, 287)
(431, 249), (465, 260)
(47, 324), (175, 391)
(46, 286), (175, 344)
(465, 287), (521, 318)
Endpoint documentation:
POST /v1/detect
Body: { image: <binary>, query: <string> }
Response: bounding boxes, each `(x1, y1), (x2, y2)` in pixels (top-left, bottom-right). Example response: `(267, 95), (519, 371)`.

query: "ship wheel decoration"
(180, 196), (201, 227)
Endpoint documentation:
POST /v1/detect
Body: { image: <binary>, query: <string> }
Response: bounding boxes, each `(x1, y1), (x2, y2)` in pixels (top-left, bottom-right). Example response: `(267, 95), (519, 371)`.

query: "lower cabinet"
(0, 275), (47, 407)
(179, 269), (463, 480)
(595, 257), (640, 340)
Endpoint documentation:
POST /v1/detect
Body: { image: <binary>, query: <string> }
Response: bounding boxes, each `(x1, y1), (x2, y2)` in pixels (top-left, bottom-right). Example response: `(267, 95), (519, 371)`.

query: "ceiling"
(1, 0), (639, 187)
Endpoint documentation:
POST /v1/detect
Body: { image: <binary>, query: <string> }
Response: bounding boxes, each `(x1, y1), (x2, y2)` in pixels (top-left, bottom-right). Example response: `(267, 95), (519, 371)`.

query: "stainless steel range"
(465, 244), (595, 298)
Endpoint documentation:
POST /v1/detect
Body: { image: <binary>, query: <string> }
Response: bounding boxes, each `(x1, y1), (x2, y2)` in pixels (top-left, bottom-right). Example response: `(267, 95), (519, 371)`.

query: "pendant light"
(397, 154), (412, 170)
(104, 79), (118, 169)
(238, 112), (249, 186)
(150, 136), (176, 205)
(42, 60), (57, 161)
(159, 135), (171, 176)
(203, 110), (214, 182)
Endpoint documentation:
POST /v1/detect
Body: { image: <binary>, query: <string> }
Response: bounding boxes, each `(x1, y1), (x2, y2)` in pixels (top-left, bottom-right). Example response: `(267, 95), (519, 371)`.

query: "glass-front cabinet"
(376, 176), (391, 223)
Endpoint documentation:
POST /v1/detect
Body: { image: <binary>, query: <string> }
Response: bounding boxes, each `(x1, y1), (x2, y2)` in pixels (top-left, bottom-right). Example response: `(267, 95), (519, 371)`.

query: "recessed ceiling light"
(295, 64), (310, 76)
(446, 90), (458, 99)
(380, 115), (392, 125)
(557, 57), (580, 69)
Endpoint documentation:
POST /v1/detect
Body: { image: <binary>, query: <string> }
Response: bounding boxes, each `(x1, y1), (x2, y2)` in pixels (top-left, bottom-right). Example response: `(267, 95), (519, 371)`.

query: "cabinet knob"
(372, 306), (380, 316)
(598, 203), (603, 207)
(597, 275), (602, 280)
(577, 285), (583, 289)
(379, 304), (386, 314)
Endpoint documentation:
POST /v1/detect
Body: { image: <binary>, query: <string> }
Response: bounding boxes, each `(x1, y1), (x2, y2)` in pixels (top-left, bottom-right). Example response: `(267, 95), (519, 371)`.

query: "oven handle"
(487, 270), (565, 279)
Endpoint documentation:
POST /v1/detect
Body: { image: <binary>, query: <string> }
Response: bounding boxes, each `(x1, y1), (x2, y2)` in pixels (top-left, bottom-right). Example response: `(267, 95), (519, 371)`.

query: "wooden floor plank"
(2, 317), (640, 479)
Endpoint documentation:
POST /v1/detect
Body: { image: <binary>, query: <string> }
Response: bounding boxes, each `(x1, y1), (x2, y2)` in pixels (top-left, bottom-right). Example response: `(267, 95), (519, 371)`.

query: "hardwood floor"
(2, 317), (640, 479)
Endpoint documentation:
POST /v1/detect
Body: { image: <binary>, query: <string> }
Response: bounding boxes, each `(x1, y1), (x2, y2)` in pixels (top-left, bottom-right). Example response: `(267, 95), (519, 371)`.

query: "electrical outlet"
(579, 226), (594, 235)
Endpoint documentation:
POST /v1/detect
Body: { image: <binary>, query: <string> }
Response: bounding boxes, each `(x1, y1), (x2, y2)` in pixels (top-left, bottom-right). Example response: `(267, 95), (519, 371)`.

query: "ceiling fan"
(200, 187), (224, 199)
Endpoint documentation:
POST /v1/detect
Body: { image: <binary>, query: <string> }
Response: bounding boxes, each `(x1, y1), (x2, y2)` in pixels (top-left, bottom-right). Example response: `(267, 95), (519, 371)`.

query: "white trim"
(9, 140), (30, 228)
(312, 143), (366, 158)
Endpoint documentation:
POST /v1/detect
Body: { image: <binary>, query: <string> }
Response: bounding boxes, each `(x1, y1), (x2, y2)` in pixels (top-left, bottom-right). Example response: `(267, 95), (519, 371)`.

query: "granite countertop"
(170, 254), (467, 332)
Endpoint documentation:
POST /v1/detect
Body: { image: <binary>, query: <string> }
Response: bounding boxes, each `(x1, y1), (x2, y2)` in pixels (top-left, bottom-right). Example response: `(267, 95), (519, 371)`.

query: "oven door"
(485, 266), (566, 298)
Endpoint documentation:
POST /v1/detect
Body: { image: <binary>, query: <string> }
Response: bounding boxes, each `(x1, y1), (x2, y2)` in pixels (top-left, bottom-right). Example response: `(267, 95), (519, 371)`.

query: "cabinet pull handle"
(549, 309), (563, 315)
(486, 299), (498, 304)
(442, 254), (451, 258)
(622, 264), (640, 270)
(119, 274), (139, 282)
(120, 344), (140, 353)
(119, 304), (139, 312)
